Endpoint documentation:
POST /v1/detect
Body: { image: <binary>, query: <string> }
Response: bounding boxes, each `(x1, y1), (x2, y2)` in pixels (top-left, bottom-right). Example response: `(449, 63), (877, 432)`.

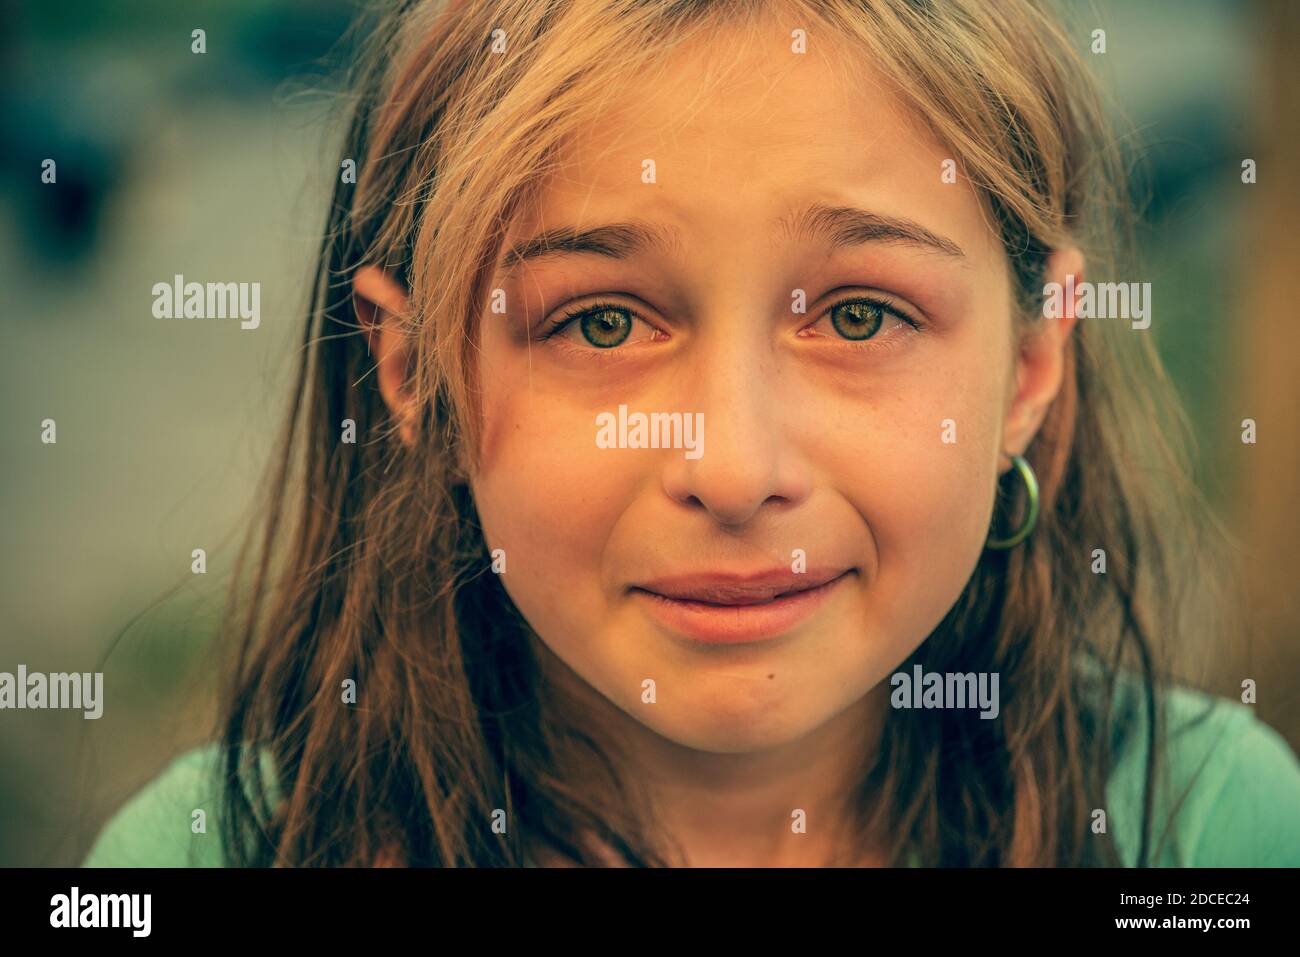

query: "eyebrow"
(499, 201), (965, 272)
(500, 221), (682, 272)
(779, 202), (966, 259)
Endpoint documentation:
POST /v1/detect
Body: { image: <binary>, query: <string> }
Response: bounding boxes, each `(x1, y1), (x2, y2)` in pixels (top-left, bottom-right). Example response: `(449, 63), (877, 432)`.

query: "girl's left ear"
(353, 265), (418, 447)
(1000, 247), (1084, 470)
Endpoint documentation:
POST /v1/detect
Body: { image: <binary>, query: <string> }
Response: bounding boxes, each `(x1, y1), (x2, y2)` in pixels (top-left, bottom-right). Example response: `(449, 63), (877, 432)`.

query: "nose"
(659, 329), (812, 528)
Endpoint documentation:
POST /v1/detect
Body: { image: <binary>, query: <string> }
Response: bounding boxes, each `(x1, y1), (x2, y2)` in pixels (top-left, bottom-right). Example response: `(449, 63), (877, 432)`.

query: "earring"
(986, 453), (1039, 549)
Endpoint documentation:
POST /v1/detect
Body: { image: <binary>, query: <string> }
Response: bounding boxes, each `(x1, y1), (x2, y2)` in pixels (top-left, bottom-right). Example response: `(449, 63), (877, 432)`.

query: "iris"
(829, 300), (883, 340)
(580, 307), (633, 347)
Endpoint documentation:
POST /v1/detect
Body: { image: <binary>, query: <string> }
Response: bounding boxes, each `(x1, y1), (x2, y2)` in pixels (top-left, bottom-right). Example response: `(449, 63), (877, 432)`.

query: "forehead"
(504, 18), (1001, 266)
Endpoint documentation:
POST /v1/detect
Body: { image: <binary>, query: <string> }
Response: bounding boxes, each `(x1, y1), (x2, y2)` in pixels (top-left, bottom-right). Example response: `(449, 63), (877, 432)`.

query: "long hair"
(215, 0), (1227, 867)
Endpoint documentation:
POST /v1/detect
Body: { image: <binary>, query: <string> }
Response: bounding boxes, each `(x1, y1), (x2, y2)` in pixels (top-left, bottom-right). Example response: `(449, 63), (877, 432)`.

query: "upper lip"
(633, 567), (851, 605)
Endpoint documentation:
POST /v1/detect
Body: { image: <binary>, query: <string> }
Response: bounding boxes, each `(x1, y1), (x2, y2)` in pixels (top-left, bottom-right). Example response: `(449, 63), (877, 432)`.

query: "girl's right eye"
(539, 302), (666, 351)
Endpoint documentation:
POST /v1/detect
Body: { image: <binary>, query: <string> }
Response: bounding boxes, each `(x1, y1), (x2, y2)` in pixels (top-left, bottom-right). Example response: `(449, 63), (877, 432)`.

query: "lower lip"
(633, 573), (850, 645)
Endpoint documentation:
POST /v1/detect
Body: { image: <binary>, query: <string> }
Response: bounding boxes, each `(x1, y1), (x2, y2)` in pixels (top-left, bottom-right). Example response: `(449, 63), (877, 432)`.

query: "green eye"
(829, 300), (884, 340)
(580, 307), (633, 348)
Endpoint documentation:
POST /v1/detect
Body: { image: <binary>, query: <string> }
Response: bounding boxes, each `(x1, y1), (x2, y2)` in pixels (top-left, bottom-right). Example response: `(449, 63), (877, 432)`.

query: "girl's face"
(465, 27), (1060, 753)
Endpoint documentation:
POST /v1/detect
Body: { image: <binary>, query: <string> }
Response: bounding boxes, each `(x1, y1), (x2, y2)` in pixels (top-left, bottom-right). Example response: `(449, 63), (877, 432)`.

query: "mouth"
(630, 568), (853, 644)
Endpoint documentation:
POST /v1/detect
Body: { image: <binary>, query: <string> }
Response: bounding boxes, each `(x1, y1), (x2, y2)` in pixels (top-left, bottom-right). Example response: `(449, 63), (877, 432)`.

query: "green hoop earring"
(985, 453), (1039, 550)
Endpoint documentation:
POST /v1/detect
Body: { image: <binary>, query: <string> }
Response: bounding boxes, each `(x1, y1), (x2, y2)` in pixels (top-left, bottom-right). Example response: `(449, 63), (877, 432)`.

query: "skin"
(355, 18), (1082, 866)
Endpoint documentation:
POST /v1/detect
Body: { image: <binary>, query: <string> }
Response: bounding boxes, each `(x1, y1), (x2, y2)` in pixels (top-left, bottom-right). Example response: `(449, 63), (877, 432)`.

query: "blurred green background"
(1, 0), (1296, 866)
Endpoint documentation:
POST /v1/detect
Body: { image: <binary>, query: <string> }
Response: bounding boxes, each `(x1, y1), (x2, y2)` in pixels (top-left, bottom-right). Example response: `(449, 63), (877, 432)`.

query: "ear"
(999, 247), (1084, 470)
(353, 265), (417, 446)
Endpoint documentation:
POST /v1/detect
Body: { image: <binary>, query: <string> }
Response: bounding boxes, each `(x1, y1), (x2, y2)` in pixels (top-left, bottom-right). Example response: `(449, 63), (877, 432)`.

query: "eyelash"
(537, 295), (922, 354)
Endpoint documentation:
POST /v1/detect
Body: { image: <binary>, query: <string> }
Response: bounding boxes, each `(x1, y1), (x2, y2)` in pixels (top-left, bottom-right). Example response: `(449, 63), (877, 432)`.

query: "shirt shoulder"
(1104, 678), (1300, 867)
(82, 743), (277, 868)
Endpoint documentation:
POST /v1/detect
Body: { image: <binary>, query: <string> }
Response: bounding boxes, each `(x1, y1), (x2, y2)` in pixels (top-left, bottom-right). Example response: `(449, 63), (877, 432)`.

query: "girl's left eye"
(799, 296), (920, 346)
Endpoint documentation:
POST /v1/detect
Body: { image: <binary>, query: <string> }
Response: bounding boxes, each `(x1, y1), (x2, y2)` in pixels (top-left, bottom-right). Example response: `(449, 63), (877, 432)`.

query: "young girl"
(84, 0), (1300, 867)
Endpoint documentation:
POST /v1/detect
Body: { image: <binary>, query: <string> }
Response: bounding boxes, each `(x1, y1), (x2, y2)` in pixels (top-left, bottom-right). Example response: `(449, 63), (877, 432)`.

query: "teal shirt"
(82, 684), (1300, 867)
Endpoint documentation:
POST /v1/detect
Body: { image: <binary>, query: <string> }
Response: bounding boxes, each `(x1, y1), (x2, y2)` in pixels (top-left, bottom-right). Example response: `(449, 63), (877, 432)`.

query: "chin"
(654, 719), (818, 755)
(635, 692), (824, 754)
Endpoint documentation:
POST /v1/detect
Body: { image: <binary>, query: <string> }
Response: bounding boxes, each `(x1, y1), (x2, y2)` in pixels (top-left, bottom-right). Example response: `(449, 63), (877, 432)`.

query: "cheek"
(469, 339), (629, 636)
(866, 401), (999, 614)
(817, 325), (1009, 637)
